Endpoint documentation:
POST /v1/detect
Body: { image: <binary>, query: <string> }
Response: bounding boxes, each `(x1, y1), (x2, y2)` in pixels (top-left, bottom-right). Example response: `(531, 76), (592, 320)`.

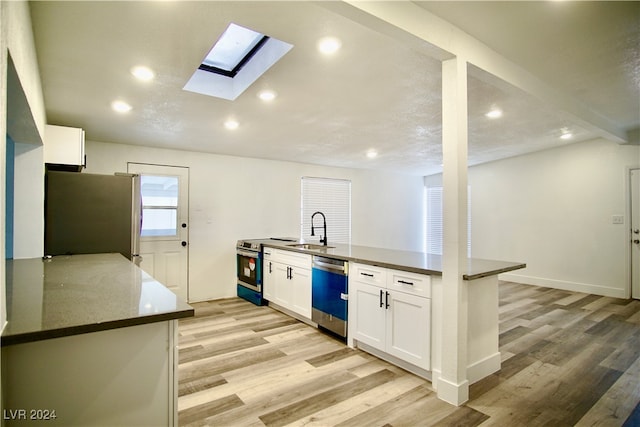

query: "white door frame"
(628, 166), (640, 299)
(127, 162), (190, 301)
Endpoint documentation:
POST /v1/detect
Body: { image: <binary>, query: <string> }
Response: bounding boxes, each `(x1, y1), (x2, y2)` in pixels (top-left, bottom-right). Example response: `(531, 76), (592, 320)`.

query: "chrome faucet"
(311, 211), (327, 246)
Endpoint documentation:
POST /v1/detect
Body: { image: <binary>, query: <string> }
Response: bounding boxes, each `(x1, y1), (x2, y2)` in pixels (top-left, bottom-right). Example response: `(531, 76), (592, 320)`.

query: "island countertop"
(261, 239), (526, 280)
(2, 253), (194, 346)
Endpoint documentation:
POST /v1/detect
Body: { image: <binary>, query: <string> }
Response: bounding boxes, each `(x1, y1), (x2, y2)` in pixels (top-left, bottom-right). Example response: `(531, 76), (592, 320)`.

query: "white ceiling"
(29, 1), (639, 176)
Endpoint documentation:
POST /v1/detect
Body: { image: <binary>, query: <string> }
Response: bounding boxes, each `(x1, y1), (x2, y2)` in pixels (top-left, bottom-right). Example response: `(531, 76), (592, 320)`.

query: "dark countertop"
(261, 239), (526, 280)
(2, 253), (194, 346)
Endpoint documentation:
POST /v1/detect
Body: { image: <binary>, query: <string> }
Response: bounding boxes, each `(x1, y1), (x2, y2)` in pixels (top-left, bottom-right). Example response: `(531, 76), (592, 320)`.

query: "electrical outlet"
(612, 215), (624, 224)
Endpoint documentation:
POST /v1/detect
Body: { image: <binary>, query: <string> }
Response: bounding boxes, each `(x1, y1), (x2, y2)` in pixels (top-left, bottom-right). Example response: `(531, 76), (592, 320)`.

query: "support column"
(437, 56), (469, 406)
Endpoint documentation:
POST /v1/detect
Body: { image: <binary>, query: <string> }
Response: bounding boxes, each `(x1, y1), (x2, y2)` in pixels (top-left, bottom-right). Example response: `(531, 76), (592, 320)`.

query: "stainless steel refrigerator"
(44, 170), (142, 265)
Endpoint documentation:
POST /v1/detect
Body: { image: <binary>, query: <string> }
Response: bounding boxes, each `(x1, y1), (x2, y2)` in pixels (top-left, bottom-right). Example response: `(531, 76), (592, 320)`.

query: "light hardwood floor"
(177, 281), (640, 426)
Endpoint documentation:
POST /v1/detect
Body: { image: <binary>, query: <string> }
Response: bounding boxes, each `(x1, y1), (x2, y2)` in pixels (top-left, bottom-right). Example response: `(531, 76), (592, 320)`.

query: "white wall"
(0, 0), (7, 337)
(1, 1), (47, 322)
(85, 140), (425, 302)
(428, 138), (639, 298)
(3, 2), (46, 137)
(1, 1), (47, 415)
(13, 143), (44, 259)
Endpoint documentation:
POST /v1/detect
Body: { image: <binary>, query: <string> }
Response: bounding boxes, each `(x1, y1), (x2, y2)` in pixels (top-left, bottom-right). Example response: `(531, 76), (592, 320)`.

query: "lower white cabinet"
(350, 263), (431, 370)
(385, 289), (430, 368)
(263, 248), (312, 319)
(3, 320), (178, 426)
(351, 281), (386, 348)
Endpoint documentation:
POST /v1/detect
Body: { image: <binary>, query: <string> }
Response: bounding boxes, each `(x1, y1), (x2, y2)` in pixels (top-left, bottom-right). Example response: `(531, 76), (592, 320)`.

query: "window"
(301, 177), (351, 244)
(425, 186), (471, 256)
(199, 23), (269, 78)
(140, 175), (179, 237)
(184, 23), (293, 101)
(425, 186), (443, 255)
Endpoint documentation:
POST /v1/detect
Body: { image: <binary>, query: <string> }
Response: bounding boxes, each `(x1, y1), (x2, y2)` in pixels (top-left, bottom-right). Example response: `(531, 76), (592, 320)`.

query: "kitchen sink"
(286, 243), (335, 250)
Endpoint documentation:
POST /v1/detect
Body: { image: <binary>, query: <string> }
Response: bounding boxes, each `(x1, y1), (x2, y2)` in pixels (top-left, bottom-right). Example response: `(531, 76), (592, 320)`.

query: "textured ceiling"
(29, 1), (640, 176)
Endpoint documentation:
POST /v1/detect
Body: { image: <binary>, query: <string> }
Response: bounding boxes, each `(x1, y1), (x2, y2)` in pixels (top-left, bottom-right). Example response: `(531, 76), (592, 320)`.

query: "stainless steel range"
(236, 238), (297, 305)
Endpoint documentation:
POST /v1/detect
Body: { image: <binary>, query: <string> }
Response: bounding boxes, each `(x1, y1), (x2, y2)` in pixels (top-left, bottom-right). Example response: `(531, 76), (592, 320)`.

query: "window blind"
(301, 177), (351, 244)
(425, 186), (471, 256)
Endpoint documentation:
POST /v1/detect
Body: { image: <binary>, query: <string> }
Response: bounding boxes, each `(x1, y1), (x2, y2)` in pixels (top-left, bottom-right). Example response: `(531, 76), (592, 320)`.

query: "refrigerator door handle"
(131, 174), (142, 261)
(132, 254), (143, 267)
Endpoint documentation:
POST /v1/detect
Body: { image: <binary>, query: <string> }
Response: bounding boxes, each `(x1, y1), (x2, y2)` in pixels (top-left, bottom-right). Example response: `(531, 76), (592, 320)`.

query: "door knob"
(634, 229), (639, 234)
(634, 239), (640, 244)
(182, 223), (187, 228)
(181, 241), (187, 247)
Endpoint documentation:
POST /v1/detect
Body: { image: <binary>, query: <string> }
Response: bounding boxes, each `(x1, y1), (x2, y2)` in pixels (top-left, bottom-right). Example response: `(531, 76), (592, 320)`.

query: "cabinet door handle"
(286, 266), (290, 279)
(361, 272), (374, 277)
(385, 291), (390, 309)
(289, 267), (293, 279)
(379, 289), (384, 307)
(398, 280), (414, 286)
(269, 262), (272, 274)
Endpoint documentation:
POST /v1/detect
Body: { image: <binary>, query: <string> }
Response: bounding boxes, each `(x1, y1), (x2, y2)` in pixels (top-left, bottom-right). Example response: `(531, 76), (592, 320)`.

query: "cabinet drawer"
(263, 248), (311, 269)
(387, 269), (431, 298)
(350, 263), (386, 286)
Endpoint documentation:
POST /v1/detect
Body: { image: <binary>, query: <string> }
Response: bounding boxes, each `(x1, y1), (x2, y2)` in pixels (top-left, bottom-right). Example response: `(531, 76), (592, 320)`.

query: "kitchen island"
(262, 240), (524, 279)
(2, 253), (193, 426)
(260, 240), (525, 401)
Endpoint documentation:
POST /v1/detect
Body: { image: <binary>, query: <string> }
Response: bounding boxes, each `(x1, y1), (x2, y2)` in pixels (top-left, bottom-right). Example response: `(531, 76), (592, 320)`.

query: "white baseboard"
(499, 273), (627, 299)
(354, 341), (432, 381)
(467, 352), (501, 384)
(436, 376), (469, 406)
(266, 302), (317, 327)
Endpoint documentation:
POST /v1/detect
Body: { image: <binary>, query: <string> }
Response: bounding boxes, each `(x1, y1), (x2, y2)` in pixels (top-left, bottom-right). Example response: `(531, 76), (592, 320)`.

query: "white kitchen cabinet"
(388, 269), (431, 298)
(273, 261), (293, 308)
(386, 289), (430, 368)
(44, 124), (85, 169)
(349, 262), (431, 370)
(263, 248), (312, 319)
(262, 256), (275, 302)
(4, 320), (178, 426)
(351, 281), (386, 349)
(290, 265), (312, 318)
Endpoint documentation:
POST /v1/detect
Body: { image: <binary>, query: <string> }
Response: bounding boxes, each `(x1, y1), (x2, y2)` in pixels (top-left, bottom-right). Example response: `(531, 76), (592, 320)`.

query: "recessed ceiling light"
(131, 66), (155, 81)
(258, 90), (277, 102)
(559, 127), (573, 140)
(317, 37), (342, 55)
(485, 108), (503, 119)
(366, 150), (378, 159)
(111, 100), (132, 113)
(224, 119), (239, 130)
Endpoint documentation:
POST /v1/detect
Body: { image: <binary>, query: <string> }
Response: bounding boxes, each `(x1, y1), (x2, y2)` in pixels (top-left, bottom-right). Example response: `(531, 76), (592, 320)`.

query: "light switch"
(612, 215), (624, 224)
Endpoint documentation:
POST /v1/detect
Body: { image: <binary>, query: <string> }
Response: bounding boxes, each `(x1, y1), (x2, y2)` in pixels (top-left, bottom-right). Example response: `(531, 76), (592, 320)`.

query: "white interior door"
(127, 163), (189, 301)
(632, 168), (640, 299)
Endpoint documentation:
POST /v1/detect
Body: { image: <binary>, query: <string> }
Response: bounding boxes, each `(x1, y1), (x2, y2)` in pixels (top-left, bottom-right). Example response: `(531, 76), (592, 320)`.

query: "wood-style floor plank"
(178, 282), (640, 426)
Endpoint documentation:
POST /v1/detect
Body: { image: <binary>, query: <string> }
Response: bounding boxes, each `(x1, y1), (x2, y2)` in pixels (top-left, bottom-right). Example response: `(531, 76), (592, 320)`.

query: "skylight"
(184, 23), (293, 101)
(200, 23), (268, 77)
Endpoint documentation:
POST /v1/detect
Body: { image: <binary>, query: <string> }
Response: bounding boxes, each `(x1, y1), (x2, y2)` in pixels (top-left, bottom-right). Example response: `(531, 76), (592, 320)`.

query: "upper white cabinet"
(44, 124), (85, 170)
(349, 263), (431, 370)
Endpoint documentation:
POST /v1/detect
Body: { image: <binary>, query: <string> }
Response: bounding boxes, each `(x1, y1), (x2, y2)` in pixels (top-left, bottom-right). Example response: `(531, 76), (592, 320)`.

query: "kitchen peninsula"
(2, 253), (193, 426)
(261, 240), (525, 396)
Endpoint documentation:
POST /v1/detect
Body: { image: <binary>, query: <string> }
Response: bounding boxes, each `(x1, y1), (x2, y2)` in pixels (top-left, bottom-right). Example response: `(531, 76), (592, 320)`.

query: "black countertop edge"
(1, 309), (194, 347)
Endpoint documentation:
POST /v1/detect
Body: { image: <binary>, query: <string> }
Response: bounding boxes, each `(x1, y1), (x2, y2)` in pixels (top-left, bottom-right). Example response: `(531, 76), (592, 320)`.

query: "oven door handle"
(237, 249), (259, 257)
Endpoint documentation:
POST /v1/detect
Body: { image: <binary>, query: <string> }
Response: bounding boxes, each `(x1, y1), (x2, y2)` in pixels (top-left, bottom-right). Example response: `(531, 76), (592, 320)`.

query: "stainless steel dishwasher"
(311, 256), (348, 338)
